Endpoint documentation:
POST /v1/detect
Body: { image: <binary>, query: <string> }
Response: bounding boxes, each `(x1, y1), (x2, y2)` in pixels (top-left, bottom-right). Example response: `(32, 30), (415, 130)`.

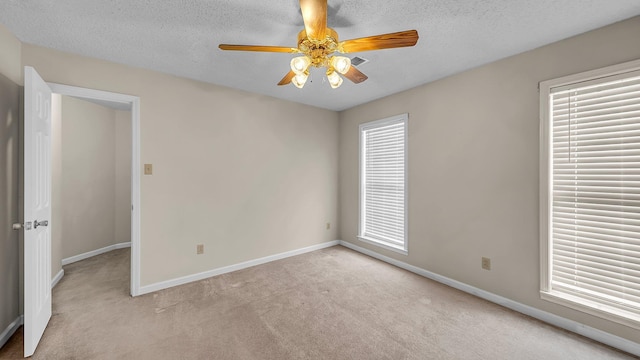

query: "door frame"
(48, 83), (142, 296)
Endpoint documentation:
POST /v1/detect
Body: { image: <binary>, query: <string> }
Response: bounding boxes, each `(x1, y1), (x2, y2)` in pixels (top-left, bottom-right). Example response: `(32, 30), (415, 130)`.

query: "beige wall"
(339, 16), (640, 343)
(59, 96), (124, 258)
(115, 110), (132, 245)
(0, 24), (21, 85)
(0, 24), (21, 343)
(51, 97), (131, 272)
(21, 45), (339, 286)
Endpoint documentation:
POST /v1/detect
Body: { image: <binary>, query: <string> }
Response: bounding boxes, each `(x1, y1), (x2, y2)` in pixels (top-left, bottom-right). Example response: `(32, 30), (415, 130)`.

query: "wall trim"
(139, 240), (339, 295)
(61, 242), (131, 266)
(0, 315), (23, 349)
(338, 240), (640, 357)
(51, 269), (64, 289)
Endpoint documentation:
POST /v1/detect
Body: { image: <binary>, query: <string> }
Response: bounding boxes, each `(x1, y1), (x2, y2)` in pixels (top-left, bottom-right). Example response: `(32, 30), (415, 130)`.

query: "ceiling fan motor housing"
(297, 28), (340, 68)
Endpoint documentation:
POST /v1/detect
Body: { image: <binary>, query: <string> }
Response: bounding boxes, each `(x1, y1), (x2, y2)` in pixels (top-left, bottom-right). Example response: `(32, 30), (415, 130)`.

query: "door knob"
(34, 220), (48, 229)
(13, 222), (32, 230)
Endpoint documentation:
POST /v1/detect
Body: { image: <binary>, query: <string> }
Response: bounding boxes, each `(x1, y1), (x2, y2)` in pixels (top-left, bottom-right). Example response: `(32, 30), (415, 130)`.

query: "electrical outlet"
(326, 222), (331, 230)
(482, 257), (491, 270)
(197, 244), (204, 255)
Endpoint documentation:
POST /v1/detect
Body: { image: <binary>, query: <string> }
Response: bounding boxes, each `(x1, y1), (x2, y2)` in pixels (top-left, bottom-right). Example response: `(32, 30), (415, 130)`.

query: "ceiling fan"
(218, 0), (419, 89)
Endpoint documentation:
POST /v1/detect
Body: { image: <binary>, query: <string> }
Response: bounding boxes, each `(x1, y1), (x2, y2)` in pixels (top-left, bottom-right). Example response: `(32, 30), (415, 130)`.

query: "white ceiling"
(1, 1), (639, 111)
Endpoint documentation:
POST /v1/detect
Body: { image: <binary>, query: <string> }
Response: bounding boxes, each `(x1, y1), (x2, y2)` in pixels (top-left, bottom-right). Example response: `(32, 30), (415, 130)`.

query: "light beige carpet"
(0, 246), (637, 359)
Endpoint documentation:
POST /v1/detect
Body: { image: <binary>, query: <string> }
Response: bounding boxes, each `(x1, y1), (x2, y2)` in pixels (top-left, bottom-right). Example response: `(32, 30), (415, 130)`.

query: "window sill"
(358, 236), (408, 256)
(540, 290), (640, 330)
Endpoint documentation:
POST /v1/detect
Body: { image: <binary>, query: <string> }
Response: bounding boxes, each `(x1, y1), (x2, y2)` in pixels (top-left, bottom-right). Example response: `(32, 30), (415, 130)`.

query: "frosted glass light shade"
(292, 73), (309, 88)
(291, 56), (311, 75)
(330, 56), (351, 74)
(327, 70), (343, 89)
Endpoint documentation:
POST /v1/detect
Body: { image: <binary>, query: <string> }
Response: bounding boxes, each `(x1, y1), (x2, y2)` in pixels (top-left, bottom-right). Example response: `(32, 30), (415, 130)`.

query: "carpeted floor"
(0, 245), (637, 359)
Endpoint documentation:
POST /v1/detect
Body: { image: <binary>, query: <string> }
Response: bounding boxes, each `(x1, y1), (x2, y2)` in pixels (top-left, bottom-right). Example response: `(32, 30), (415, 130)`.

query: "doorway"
(53, 94), (131, 286)
(48, 83), (141, 296)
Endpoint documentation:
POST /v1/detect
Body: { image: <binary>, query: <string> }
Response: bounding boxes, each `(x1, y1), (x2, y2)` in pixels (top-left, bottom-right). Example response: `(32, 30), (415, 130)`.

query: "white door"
(23, 66), (52, 358)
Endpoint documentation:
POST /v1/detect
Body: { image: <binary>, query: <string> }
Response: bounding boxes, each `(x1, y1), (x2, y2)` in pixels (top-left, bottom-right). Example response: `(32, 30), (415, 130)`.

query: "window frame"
(539, 58), (640, 329)
(358, 113), (409, 255)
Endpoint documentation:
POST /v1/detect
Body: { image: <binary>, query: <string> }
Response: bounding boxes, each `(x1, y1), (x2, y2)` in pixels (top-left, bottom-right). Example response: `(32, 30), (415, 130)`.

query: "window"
(540, 59), (640, 328)
(359, 114), (408, 254)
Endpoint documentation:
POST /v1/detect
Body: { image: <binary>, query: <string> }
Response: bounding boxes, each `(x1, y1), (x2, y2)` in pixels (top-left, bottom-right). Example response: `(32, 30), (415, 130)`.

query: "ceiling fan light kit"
(219, 0), (419, 89)
(331, 56), (351, 74)
(292, 72), (309, 89)
(291, 56), (312, 74)
(326, 69), (343, 89)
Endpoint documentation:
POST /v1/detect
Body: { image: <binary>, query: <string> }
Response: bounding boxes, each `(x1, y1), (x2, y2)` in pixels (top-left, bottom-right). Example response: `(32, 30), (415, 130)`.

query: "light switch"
(144, 164), (153, 175)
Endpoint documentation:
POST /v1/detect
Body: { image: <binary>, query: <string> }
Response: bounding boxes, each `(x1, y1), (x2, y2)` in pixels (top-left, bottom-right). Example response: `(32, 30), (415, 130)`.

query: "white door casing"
(24, 66), (53, 357)
(46, 82), (142, 297)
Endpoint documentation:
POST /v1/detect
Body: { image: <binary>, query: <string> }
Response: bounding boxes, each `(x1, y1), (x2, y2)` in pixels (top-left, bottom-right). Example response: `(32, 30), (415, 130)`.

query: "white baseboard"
(0, 315), (23, 349)
(139, 240), (340, 295)
(51, 269), (64, 289)
(338, 240), (640, 357)
(62, 242), (131, 266)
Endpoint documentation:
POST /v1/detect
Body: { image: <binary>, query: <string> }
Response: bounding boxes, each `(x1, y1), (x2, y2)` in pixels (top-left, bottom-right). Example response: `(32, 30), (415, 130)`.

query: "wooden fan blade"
(219, 44), (299, 53)
(278, 71), (296, 86)
(299, 0), (327, 40)
(343, 66), (368, 84)
(339, 30), (419, 53)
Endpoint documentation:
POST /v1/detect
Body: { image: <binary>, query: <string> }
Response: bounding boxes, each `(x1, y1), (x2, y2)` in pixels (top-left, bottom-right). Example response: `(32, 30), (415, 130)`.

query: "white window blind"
(359, 114), (407, 253)
(545, 68), (640, 325)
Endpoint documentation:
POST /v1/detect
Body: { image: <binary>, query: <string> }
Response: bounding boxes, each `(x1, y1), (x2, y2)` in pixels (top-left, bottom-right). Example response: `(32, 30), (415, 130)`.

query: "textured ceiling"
(1, 1), (639, 111)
